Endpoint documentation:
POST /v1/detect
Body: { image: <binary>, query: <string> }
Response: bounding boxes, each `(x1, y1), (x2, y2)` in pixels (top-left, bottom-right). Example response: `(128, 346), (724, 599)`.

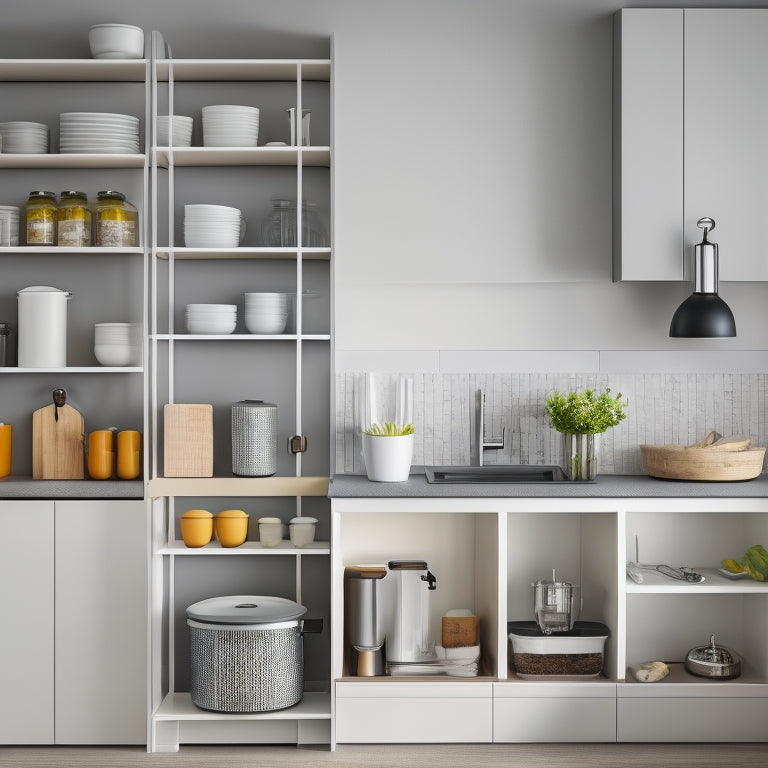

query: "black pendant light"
(669, 217), (736, 338)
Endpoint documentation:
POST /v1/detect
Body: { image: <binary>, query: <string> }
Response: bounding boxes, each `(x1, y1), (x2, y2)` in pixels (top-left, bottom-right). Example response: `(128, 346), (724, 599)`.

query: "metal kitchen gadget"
(685, 634), (741, 679)
(627, 536), (704, 584)
(533, 569), (580, 634)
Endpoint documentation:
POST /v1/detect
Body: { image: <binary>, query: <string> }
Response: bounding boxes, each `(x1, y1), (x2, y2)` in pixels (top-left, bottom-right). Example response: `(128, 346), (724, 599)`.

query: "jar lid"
(233, 399), (277, 409)
(186, 595), (307, 624)
(257, 516), (281, 524)
(17, 285), (71, 295)
(216, 508), (248, 518)
(60, 190), (87, 198)
(97, 190), (126, 201)
(28, 190), (56, 199)
(289, 517), (318, 524)
(181, 509), (212, 519)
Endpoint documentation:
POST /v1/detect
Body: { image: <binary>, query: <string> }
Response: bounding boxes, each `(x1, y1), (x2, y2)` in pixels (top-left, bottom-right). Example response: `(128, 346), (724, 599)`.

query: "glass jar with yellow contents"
(94, 190), (139, 247)
(25, 191), (58, 245)
(57, 190), (91, 247)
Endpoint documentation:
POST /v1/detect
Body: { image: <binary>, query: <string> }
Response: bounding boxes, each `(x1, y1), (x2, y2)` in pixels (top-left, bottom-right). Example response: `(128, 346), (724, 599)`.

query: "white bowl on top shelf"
(89, 24), (145, 59)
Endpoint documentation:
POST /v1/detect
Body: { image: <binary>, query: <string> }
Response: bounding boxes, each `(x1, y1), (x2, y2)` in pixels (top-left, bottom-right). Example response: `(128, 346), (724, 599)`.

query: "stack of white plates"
(94, 322), (141, 366)
(184, 204), (244, 248)
(0, 205), (21, 246)
(0, 121), (49, 153)
(185, 304), (237, 334)
(244, 292), (289, 334)
(157, 115), (193, 147)
(59, 112), (140, 154)
(202, 105), (259, 147)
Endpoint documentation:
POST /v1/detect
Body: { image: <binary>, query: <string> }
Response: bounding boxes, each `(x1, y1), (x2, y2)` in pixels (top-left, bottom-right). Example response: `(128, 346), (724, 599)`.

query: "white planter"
(362, 432), (414, 482)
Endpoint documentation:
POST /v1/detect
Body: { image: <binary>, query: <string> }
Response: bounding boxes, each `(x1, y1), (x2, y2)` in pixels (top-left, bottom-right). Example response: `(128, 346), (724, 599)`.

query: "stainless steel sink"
(424, 465), (584, 484)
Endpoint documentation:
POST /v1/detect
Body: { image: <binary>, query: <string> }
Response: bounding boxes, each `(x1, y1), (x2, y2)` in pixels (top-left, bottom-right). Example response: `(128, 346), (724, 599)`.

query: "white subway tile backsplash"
(335, 372), (768, 476)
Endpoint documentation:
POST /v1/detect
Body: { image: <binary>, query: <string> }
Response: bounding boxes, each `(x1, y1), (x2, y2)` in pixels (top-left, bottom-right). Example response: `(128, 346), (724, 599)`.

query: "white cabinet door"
(685, 9), (768, 281)
(54, 500), (147, 744)
(614, 8), (684, 281)
(0, 501), (54, 744)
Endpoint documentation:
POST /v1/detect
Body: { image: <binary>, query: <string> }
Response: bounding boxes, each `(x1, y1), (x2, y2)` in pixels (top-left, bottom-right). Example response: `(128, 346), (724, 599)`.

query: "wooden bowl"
(640, 444), (766, 481)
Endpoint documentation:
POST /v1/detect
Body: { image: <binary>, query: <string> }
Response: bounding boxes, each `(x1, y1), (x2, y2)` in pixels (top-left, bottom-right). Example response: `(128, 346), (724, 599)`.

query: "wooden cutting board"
(32, 393), (85, 480)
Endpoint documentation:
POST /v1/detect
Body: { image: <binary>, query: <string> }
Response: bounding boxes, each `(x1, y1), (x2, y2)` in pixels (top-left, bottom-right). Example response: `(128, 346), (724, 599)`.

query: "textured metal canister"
(231, 399), (277, 476)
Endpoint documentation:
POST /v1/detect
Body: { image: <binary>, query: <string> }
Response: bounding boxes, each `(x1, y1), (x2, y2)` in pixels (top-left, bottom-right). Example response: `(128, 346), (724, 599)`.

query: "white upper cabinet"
(614, 9), (768, 282)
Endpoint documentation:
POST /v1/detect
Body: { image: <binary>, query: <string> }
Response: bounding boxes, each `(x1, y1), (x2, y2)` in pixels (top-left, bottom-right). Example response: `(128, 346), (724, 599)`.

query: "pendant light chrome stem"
(693, 216), (718, 294)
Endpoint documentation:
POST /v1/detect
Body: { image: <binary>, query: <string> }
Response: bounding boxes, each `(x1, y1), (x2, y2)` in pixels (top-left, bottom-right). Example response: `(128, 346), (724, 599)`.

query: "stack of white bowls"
(184, 204), (244, 248)
(59, 112), (140, 154)
(0, 121), (49, 153)
(157, 115), (193, 147)
(244, 293), (289, 334)
(185, 304), (237, 334)
(202, 105), (259, 147)
(94, 322), (140, 366)
(0, 205), (20, 246)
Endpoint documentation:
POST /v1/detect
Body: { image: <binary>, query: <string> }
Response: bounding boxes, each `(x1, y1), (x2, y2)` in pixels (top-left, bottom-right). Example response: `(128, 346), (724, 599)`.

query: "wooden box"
(163, 404), (213, 477)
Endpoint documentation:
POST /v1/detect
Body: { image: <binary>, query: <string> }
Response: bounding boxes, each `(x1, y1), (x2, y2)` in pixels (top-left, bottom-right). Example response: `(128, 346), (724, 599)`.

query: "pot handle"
(301, 618), (323, 635)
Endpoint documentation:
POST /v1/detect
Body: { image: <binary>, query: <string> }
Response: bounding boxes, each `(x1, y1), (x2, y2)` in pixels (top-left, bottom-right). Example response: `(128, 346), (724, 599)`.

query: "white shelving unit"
(147, 39), (333, 752)
(330, 485), (768, 744)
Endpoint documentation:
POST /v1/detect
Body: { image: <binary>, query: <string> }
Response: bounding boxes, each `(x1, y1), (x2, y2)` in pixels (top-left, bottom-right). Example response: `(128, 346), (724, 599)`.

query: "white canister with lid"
(289, 516), (318, 548)
(17, 286), (72, 367)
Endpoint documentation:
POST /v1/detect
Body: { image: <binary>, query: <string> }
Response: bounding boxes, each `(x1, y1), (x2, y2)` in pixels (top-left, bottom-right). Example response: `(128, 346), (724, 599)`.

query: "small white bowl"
(245, 313), (288, 334)
(89, 24), (144, 60)
(94, 344), (137, 366)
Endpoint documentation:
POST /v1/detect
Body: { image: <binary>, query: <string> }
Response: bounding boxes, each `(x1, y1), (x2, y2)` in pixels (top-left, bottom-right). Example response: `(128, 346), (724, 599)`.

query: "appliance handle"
(422, 570), (437, 591)
(301, 618), (324, 635)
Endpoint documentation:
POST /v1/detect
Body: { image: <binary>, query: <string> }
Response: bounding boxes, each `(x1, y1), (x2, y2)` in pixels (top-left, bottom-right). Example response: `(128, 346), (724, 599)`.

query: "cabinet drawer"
(493, 695), (616, 743)
(617, 697), (768, 742)
(335, 682), (492, 743)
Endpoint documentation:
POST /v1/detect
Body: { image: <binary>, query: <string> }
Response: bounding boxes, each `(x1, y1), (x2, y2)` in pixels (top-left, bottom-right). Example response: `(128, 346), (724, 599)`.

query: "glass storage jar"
(260, 198), (328, 247)
(94, 190), (139, 247)
(25, 191), (57, 245)
(57, 190), (91, 247)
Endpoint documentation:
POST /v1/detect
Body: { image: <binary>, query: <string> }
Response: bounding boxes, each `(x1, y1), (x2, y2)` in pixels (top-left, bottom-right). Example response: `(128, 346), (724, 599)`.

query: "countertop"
(329, 467), (768, 498)
(0, 476), (144, 499)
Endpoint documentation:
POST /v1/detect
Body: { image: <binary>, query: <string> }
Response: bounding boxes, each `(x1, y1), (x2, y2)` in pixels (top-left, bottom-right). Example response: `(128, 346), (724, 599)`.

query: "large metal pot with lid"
(685, 634), (741, 679)
(186, 595), (322, 712)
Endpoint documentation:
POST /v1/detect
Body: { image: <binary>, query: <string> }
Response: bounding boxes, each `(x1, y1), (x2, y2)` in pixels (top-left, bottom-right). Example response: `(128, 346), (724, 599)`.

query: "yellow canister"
(215, 508), (249, 547)
(87, 429), (115, 480)
(94, 190), (139, 247)
(0, 423), (11, 478)
(180, 509), (213, 547)
(57, 190), (91, 247)
(116, 429), (141, 479)
(25, 191), (57, 245)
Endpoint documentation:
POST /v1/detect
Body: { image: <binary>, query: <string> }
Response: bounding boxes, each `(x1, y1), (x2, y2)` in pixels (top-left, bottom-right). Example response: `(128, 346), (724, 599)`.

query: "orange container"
(180, 509), (213, 547)
(215, 508), (249, 547)
(116, 429), (141, 479)
(0, 424), (11, 478)
(87, 429), (115, 480)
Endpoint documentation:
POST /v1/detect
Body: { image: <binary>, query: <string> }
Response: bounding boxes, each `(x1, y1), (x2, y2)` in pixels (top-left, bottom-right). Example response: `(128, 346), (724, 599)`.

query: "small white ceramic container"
(89, 24), (144, 59)
(362, 432), (414, 482)
(289, 517), (318, 548)
(257, 516), (283, 547)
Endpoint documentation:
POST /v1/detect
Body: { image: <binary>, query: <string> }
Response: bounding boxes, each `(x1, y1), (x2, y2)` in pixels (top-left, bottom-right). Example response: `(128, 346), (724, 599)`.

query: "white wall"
(7, 0), (768, 368)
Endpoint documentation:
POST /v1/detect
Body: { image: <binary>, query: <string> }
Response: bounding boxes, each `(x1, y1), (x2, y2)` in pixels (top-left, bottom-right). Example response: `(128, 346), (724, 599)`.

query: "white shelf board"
(152, 333), (330, 342)
(0, 153), (145, 169)
(148, 476), (329, 498)
(0, 246), (143, 255)
(0, 366), (142, 374)
(155, 59), (330, 82)
(154, 691), (331, 721)
(620, 663), (768, 695)
(154, 246), (330, 260)
(625, 566), (768, 594)
(159, 540), (330, 555)
(0, 59), (147, 81)
(155, 146), (329, 168)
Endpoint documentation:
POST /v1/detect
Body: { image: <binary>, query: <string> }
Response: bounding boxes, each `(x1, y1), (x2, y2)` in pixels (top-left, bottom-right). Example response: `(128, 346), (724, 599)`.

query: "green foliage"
(365, 422), (415, 437)
(545, 388), (628, 434)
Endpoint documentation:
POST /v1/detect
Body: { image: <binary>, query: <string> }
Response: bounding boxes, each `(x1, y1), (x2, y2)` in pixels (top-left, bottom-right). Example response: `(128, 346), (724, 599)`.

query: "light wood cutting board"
(32, 397), (85, 480)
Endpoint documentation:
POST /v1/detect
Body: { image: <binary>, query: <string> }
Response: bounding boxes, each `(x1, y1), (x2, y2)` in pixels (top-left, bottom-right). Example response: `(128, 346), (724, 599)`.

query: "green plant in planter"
(545, 388), (628, 480)
(364, 422), (415, 437)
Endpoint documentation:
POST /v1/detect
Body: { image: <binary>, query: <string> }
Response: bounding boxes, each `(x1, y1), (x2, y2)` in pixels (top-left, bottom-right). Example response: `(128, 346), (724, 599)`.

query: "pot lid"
(17, 285), (72, 295)
(186, 595), (307, 624)
(181, 509), (212, 519)
(687, 634), (740, 666)
(233, 399), (276, 408)
(216, 508), (248, 518)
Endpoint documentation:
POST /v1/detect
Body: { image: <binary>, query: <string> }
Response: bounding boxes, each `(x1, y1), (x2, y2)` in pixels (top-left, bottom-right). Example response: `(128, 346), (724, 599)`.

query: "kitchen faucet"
(472, 389), (506, 466)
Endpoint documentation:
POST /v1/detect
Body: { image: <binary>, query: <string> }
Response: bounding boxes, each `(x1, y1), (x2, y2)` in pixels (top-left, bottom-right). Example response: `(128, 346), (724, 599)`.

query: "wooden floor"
(1, 744), (767, 768)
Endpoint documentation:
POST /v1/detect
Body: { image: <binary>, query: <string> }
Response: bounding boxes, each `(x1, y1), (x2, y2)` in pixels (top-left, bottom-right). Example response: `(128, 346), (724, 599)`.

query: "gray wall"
(6, 0), (768, 364)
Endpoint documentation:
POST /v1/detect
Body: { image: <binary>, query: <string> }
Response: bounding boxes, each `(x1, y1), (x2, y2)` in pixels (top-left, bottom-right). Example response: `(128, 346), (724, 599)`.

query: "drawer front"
(335, 696), (492, 743)
(493, 697), (617, 742)
(618, 698), (768, 742)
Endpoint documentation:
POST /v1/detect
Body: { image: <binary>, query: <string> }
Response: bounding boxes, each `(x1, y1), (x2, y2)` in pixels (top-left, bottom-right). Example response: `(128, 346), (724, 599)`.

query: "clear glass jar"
(94, 190), (139, 247)
(260, 199), (328, 247)
(25, 191), (57, 245)
(57, 190), (91, 247)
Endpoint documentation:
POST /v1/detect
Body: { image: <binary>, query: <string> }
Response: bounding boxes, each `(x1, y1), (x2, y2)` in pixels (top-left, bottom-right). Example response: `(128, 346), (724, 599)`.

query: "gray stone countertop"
(329, 467), (768, 498)
(0, 476), (144, 499)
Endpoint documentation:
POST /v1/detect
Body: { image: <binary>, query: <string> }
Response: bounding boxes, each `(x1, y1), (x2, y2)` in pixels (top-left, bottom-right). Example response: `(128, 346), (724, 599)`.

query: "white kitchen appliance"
(344, 564), (387, 676)
(17, 285), (72, 367)
(384, 560), (437, 667)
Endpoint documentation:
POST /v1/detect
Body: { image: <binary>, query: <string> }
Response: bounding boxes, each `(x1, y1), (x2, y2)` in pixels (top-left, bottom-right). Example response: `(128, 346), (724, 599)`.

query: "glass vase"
(563, 433), (596, 481)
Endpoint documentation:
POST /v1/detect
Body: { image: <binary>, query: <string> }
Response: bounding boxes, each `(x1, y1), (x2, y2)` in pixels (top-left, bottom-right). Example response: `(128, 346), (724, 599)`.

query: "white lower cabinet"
(0, 499), (146, 745)
(334, 682), (493, 743)
(493, 683), (617, 743)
